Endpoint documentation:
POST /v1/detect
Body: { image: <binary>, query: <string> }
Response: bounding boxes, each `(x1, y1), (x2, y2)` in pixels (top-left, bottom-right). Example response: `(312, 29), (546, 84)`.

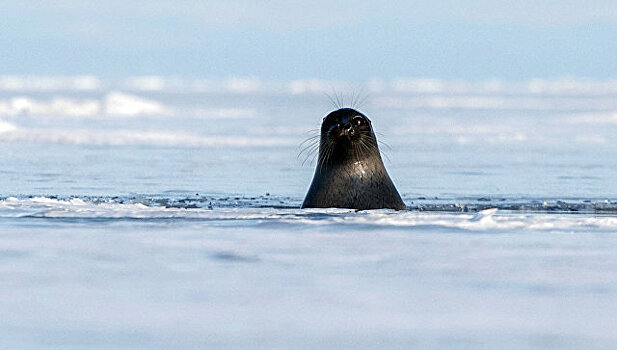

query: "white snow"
(1, 206), (617, 349)
(0, 75), (102, 91)
(0, 97), (101, 117)
(0, 119), (17, 133)
(104, 92), (172, 116)
(0, 129), (295, 146)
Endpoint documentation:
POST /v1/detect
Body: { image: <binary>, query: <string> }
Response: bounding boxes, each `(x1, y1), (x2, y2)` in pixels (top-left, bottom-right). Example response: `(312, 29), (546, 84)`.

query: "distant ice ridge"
(0, 76), (102, 91)
(0, 97), (102, 117)
(4, 75), (617, 95)
(0, 93), (166, 117)
(0, 119), (17, 133)
(104, 92), (171, 116)
(3, 94), (617, 119)
(372, 95), (617, 111)
(0, 93), (254, 118)
(2, 197), (617, 232)
(0, 129), (293, 147)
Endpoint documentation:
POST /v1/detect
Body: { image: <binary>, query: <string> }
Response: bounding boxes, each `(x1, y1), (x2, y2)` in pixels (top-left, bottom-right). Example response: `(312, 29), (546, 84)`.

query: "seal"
(302, 108), (406, 210)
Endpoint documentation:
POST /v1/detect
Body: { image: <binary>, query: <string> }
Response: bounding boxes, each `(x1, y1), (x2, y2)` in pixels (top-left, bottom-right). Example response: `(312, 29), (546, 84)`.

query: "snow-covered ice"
(1, 76), (617, 349)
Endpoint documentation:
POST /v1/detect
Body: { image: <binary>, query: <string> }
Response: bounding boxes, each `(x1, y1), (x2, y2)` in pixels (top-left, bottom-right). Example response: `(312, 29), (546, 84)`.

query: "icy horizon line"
(3, 75), (617, 95)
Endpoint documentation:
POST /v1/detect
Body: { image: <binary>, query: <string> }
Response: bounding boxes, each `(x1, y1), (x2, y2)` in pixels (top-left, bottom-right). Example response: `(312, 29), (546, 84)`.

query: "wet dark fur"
(302, 108), (406, 210)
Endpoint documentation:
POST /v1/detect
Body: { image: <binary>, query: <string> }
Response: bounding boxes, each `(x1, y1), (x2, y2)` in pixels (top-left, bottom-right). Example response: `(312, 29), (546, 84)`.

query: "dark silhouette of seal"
(302, 108), (406, 210)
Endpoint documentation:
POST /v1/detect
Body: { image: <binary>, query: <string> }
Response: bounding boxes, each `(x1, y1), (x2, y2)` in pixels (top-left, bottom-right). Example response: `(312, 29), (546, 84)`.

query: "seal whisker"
(299, 140), (320, 152)
(299, 135), (319, 144)
(379, 148), (391, 163)
(350, 86), (358, 108)
(378, 139), (393, 151)
(358, 137), (376, 158)
(337, 91), (342, 108)
(298, 143), (320, 162)
(355, 93), (370, 109)
(338, 90), (346, 108)
(375, 131), (393, 151)
(352, 142), (360, 161)
(351, 85), (367, 109)
(323, 92), (339, 109)
(298, 145), (319, 161)
(317, 141), (326, 173)
(318, 151), (327, 173)
(298, 135), (320, 148)
(321, 141), (334, 173)
(298, 139), (320, 162)
(299, 140), (319, 153)
(330, 86), (342, 109)
(354, 137), (366, 159)
(301, 148), (319, 166)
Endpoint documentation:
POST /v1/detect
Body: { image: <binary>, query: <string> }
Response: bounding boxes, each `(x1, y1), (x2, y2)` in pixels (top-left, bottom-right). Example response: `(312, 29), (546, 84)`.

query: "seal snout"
(330, 122), (356, 140)
(340, 122), (355, 137)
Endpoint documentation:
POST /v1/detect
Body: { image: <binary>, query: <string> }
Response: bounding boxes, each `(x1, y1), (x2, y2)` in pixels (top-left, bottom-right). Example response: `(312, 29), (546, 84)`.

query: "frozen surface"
(2, 200), (617, 349)
(1, 77), (617, 349)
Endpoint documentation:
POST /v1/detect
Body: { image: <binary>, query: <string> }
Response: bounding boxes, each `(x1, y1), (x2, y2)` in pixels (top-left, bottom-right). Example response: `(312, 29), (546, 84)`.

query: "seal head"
(302, 108), (406, 210)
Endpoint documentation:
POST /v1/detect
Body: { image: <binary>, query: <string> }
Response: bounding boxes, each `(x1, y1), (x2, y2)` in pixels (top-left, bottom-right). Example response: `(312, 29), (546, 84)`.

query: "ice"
(0, 93), (173, 118)
(189, 107), (255, 119)
(124, 76), (167, 91)
(289, 79), (347, 95)
(391, 78), (446, 93)
(223, 77), (261, 94)
(0, 96), (101, 117)
(2, 197), (617, 232)
(104, 92), (171, 116)
(1, 205), (617, 349)
(2, 75), (617, 348)
(2, 75), (617, 96)
(0, 95), (257, 121)
(0, 128), (295, 146)
(0, 119), (17, 133)
(0, 75), (102, 91)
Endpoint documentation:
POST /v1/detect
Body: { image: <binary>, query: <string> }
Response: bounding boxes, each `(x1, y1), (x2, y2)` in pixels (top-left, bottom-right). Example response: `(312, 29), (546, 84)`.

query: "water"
(2, 76), (617, 349)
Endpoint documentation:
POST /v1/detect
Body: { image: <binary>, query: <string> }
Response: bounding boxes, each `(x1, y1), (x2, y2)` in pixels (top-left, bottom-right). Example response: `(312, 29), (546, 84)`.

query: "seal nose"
(339, 122), (354, 137)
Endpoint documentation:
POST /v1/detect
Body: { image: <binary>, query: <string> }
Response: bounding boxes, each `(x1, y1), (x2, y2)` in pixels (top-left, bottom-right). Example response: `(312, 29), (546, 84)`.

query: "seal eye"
(353, 116), (364, 126)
